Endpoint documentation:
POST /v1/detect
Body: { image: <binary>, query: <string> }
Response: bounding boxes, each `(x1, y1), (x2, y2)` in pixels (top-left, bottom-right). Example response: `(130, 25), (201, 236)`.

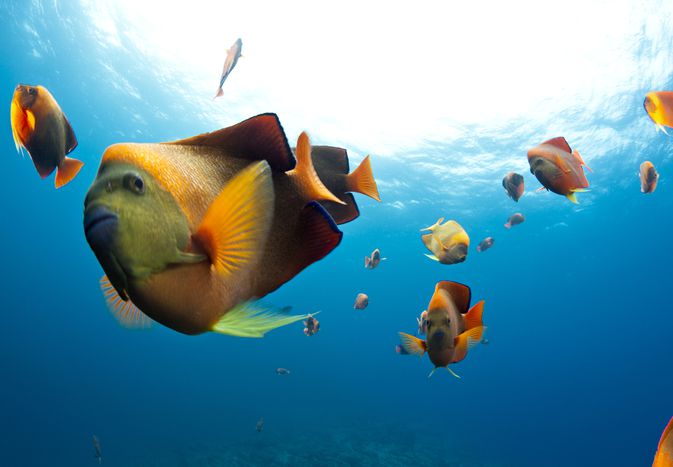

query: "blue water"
(2, 1), (673, 466)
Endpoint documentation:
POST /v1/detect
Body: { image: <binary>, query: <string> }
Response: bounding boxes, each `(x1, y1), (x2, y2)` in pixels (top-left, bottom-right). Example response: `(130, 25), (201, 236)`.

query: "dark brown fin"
(542, 136), (572, 153)
(311, 145), (350, 174)
(280, 202), (342, 283)
(435, 281), (472, 314)
(63, 114), (78, 154)
(319, 193), (360, 224)
(167, 113), (295, 172)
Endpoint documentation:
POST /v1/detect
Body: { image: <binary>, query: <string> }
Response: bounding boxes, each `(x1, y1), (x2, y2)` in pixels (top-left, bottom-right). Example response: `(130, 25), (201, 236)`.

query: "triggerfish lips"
(84, 206), (128, 298)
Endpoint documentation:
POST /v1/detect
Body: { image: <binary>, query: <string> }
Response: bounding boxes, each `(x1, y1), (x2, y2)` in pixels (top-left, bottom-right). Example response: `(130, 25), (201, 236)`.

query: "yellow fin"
(424, 253), (440, 262)
(100, 275), (152, 329)
(452, 326), (486, 363)
(55, 157), (84, 188)
(289, 132), (344, 205)
(346, 155), (381, 201)
(566, 192), (579, 204)
(26, 109), (35, 131)
(432, 233), (448, 250)
(420, 217), (444, 232)
(212, 302), (308, 338)
(194, 161), (275, 276)
(10, 100), (26, 153)
(398, 332), (427, 357)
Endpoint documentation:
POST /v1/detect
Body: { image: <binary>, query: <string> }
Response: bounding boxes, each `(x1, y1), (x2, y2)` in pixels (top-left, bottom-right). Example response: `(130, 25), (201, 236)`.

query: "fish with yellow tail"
(83, 113), (378, 336)
(10, 84), (83, 188)
(420, 218), (469, 264)
(397, 281), (485, 378)
(527, 136), (591, 204)
(653, 415), (673, 466)
(644, 92), (673, 135)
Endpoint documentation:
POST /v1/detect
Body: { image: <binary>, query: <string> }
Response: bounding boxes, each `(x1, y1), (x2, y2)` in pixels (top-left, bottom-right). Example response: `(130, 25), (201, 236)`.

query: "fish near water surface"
(504, 213), (525, 229)
(640, 161), (660, 194)
(10, 84), (83, 188)
(398, 281), (485, 378)
(84, 113), (378, 337)
(644, 91), (673, 134)
(653, 416), (673, 466)
(214, 38), (243, 98)
(502, 172), (524, 201)
(420, 218), (469, 264)
(527, 136), (591, 204)
(364, 248), (385, 269)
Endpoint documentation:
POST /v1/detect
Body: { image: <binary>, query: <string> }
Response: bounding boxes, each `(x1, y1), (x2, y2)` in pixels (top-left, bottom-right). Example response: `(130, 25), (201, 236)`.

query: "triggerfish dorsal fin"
(654, 415), (673, 467)
(193, 161), (275, 276)
(211, 302), (308, 338)
(542, 136), (572, 153)
(452, 326), (485, 364)
(100, 275), (152, 329)
(289, 132), (344, 205)
(435, 281), (472, 314)
(463, 300), (485, 330)
(398, 332), (427, 356)
(345, 155), (381, 202)
(167, 113), (295, 172)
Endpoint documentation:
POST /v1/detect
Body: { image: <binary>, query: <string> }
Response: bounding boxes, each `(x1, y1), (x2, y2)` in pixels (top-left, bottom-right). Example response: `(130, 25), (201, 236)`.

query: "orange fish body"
(640, 161), (660, 194)
(654, 416), (673, 467)
(644, 91), (673, 132)
(10, 84), (82, 188)
(528, 137), (591, 203)
(502, 172), (525, 202)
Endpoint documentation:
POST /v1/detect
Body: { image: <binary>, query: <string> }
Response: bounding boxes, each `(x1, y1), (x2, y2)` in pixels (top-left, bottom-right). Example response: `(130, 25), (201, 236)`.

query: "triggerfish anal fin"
(654, 415), (673, 467)
(452, 326), (485, 364)
(211, 302), (308, 338)
(398, 332), (427, 357)
(55, 157), (84, 189)
(289, 132), (345, 205)
(434, 281), (472, 314)
(100, 276), (152, 329)
(566, 192), (579, 204)
(167, 113), (295, 172)
(193, 161), (275, 276)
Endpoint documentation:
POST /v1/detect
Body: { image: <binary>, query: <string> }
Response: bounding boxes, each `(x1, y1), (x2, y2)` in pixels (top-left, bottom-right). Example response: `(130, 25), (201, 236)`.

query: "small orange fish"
(644, 92), (673, 134)
(640, 161), (660, 194)
(10, 84), (82, 188)
(653, 415), (673, 467)
(528, 137), (591, 204)
(504, 213), (524, 229)
(398, 281), (485, 378)
(354, 293), (369, 310)
(502, 172), (524, 201)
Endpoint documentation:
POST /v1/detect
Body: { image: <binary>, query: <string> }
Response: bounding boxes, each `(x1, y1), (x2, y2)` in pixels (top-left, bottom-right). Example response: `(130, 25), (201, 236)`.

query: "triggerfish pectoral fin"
(398, 332), (427, 357)
(345, 155), (381, 202)
(290, 132), (345, 205)
(452, 326), (486, 364)
(100, 275), (152, 329)
(194, 161), (275, 277)
(55, 156), (84, 188)
(211, 302), (308, 338)
(654, 415), (673, 467)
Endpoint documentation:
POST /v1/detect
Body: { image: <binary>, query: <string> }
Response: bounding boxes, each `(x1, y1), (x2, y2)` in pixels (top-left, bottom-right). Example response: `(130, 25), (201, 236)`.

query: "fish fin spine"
(55, 157), (84, 188)
(289, 132), (344, 205)
(345, 155), (381, 201)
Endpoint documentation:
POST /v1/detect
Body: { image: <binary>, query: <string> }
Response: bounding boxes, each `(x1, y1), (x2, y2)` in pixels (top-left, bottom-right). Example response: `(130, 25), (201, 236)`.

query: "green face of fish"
(83, 162), (200, 298)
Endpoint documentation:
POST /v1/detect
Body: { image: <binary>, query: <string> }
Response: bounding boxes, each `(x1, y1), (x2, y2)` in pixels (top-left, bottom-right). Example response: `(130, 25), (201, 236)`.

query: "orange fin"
(168, 113), (295, 172)
(655, 416), (673, 465)
(428, 285), (453, 312)
(289, 132), (344, 205)
(572, 149), (592, 172)
(320, 193), (360, 225)
(463, 300), (484, 330)
(452, 326), (485, 363)
(542, 136), (572, 153)
(435, 281), (472, 314)
(420, 217), (445, 232)
(398, 332), (427, 357)
(194, 161), (275, 276)
(55, 157), (84, 188)
(346, 155), (380, 201)
(100, 275), (152, 329)
(63, 114), (78, 153)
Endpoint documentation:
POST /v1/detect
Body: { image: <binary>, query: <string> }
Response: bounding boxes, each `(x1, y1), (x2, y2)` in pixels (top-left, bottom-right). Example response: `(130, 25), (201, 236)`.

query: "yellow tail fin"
(212, 302), (308, 338)
(346, 155), (380, 201)
(290, 132), (344, 205)
(55, 157), (84, 188)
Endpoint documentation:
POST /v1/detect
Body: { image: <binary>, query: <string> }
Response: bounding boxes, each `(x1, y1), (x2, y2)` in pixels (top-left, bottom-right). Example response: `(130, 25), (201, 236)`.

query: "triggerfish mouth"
(397, 281), (485, 378)
(83, 113), (380, 336)
(527, 136), (592, 204)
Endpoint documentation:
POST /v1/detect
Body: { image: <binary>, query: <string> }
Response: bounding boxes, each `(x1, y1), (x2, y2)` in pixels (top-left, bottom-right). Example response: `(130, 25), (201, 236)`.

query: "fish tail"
(214, 88), (224, 99)
(212, 302), (308, 338)
(504, 222), (511, 229)
(290, 132), (344, 205)
(55, 157), (84, 188)
(345, 155), (380, 201)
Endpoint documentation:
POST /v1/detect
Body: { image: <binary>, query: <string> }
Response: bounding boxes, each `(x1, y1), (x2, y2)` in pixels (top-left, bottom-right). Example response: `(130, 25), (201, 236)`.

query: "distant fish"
(397, 281), (485, 378)
(476, 237), (494, 253)
(213, 38), (243, 99)
(92, 435), (102, 464)
(256, 417), (264, 433)
(276, 368), (291, 375)
(420, 218), (469, 264)
(354, 293), (369, 310)
(303, 313), (320, 336)
(640, 161), (660, 194)
(528, 137), (591, 204)
(653, 415), (673, 466)
(395, 344), (410, 355)
(504, 213), (525, 229)
(364, 248), (386, 269)
(416, 310), (428, 335)
(502, 172), (524, 201)
(10, 84), (83, 188)
(644, 92), (673, 134)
